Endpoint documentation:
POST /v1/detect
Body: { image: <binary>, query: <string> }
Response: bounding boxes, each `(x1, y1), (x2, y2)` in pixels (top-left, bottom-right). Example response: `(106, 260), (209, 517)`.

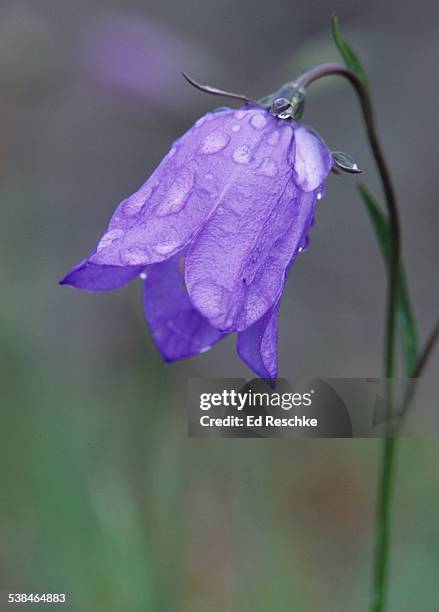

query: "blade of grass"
(331, 15), (369, 92)
(331, 18), (418, 370)
(358, 183), (418, 374)
(397, 317), (439, 432)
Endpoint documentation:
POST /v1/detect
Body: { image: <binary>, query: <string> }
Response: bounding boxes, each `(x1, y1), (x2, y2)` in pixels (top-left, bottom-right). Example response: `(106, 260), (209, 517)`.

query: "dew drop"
(190, 281), (224, 317)
(200, 131), (230, 154)
(155, 170), (194, 216)
(231, 124), (241, 132)
(250, 113), (267, 130)
(316, 184), (325, 200)
(96, 229), (124, 252)
(232, 145), (251, 164)
(168, 147), (177, 158)
(120, 247), (146, 265)
(267, 131), (280, 146)
(298, 236), (310, 254)
(234, 110), (247, 120)
(154, 241), (180, 256)
(195, 116), (206, 128)
(236, 183), (253, 198)
(205, 185), (218, 199)
(123, 187), (152, 217)
(256, 157), (279, 177)
(139, 271), (148, 280)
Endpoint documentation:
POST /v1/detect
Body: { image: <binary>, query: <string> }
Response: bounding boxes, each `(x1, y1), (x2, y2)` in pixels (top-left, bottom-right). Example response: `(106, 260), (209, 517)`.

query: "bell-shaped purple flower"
(61, 106), (332, 380)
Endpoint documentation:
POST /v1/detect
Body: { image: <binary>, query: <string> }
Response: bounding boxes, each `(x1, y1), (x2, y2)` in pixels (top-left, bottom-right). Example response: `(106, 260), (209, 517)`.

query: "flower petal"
(292, 126), (332, 192)
(88, 108), (283, 268)
(237, 300), (280, 380)
(60, 259), (144, 291)
(143, 251), (225, 361)
(186, 172), (318, 332)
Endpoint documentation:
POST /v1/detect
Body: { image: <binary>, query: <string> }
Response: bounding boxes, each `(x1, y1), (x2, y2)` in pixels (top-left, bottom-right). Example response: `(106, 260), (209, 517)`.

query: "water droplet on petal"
(139, 271), (148, 280)
(195, 116), (206, 128)
(96, 229), (124, 252)
(168, 147), (177, 158)
(205, 185), (218, 199)
(231, 124), (241, 132)
(316, 184), (325, 200)
(154, 241), (180, 256)
(200, 131), (230, 154)
(298, 236), (310, 254)
(267, 131), (280, 146)
(155, 170), (194, 216)
(232, 145), (251, 164)
(120, 247), (147, 265)
(256, 157), (279, 177)
(234, 110), (247, 120)
(250, 113), (268, 130)
(123, 187), (152, 217)
(190, 281), (224, 319)
(236, 182), (253, 198)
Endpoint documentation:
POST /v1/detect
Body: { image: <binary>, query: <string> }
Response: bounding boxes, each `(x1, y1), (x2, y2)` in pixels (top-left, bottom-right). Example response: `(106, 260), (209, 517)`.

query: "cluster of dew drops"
(137, 110), (325, 279)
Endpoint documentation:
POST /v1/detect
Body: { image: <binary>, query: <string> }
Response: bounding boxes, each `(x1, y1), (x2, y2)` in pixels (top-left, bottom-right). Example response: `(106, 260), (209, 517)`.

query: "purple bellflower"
(60, 83), (335, 381)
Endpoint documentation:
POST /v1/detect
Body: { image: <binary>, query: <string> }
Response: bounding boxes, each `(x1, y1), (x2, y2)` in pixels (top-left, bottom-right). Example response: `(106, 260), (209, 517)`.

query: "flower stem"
(294, 63), (401, 612)
(371, 437), (396, 611)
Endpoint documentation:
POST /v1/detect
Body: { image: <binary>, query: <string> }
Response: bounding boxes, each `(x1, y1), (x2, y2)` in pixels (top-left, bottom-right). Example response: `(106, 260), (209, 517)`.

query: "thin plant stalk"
(293, 63), (400, 612)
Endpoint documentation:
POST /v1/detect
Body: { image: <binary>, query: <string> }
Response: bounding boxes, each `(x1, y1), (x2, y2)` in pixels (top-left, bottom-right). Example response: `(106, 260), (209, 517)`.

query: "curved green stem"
(294, 63), (400, 612)
(294, 64), (401, 381)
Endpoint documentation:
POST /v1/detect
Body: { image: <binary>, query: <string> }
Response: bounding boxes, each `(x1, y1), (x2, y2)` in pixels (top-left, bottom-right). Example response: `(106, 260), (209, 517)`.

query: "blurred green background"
(0, 0), (438, 610)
